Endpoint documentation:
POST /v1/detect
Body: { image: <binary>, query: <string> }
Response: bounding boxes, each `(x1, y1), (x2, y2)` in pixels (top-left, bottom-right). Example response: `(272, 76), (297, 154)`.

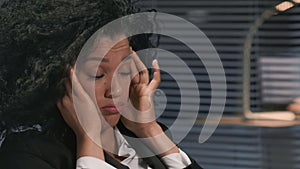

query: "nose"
(104, 75), (122, 98)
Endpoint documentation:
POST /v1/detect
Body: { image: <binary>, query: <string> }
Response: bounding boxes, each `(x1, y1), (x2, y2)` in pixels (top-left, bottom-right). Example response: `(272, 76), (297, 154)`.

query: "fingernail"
(70, 68), (74, 74)
(152, 59), (158, 65)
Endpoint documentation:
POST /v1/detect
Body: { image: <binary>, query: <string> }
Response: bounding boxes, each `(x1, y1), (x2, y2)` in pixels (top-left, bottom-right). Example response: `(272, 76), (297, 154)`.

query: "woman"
(0, 0), (202, 168)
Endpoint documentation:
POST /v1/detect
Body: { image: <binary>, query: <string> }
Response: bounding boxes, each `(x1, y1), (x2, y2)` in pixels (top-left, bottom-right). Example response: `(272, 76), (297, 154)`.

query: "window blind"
(137, 1), (300, 168)
(138, 0), (300, 115)
(255, 2), (300, 110)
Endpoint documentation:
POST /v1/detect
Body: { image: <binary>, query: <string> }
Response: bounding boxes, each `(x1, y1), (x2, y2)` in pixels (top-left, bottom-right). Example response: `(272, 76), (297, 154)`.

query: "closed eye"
(119, 72), (131, 76)
(88, 74), (104, 80)
(95, 74), (104, 79)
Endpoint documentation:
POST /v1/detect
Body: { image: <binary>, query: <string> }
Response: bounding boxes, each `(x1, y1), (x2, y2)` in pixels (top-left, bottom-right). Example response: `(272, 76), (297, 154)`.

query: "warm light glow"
(275, 1), (295, 11)
(292, 0), (300, 3)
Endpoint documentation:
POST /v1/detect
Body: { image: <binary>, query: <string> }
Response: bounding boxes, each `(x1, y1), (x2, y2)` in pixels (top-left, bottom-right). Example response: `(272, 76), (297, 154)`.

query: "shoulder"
(0, 130), (75, 169)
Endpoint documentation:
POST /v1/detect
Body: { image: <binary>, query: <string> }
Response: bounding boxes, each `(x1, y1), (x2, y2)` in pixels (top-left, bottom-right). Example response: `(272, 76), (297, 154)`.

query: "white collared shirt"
(76, 128), (191, 169)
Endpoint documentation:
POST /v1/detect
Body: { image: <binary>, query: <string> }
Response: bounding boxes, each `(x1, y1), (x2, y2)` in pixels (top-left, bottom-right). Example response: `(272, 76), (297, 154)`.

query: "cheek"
(119, 77), (131, 96)
(94, 81), (106, 102)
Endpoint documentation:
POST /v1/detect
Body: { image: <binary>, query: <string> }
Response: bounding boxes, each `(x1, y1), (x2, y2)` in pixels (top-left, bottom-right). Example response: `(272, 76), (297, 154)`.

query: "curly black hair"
(0, 0), (158, 146)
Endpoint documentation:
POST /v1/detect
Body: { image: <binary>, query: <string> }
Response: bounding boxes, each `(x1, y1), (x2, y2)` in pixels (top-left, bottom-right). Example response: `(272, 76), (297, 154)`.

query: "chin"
(104, 113), (121, 127)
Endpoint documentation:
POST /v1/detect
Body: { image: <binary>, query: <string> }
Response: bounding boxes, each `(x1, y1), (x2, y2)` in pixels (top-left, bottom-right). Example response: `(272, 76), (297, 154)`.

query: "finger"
(56, 99), (68, 119)
(131, 51), (147, 71)
(131, 51), (149, 84)
(148, 59), (161, 90)
(57, 95), (71, 112)
(64, 78), (73, 98)
(56, 96), (79, 131)
(130, 59), (139, 84)
(70, 68), (89, 101)
(69, 68), (78, 97)
(56, 99), (63, 111)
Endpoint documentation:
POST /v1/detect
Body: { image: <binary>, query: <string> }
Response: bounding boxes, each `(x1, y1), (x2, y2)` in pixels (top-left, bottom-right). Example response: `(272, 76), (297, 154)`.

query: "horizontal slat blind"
(162, 119), (300, 169)
(137, 1), (300, 168)
(255, 4), (300, 109)
(138, 0), (300, 114)
(260, 56), (300, 104)
(138, 0), (262, 116)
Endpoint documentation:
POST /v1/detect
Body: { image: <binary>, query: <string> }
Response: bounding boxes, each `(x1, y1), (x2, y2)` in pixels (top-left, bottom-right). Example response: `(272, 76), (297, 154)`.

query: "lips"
(100, 102), (124, 114)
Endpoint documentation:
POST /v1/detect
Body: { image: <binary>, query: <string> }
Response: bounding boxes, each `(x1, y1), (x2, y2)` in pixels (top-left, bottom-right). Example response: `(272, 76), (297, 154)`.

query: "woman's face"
(77, 35), (132, 127)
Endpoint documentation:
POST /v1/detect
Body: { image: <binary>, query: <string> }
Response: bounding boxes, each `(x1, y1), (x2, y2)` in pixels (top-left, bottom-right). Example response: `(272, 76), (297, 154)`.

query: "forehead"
(98, 36), (129, 50)
(90, 35), (130, 58)
(80, 35), (131, 65)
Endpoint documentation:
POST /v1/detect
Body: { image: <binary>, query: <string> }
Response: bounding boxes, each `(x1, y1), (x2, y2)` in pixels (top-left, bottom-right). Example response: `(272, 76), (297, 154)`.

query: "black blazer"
(0, 122), (202, 169)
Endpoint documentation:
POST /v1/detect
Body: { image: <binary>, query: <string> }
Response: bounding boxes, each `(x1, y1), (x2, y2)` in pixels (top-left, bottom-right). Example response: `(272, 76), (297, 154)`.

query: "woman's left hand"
(120, 50), (163, 138)
(121, 52), (180, 157)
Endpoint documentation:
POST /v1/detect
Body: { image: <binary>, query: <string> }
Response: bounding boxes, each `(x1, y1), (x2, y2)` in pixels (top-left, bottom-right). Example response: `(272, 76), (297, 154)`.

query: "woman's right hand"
(57, 68), (104, 159)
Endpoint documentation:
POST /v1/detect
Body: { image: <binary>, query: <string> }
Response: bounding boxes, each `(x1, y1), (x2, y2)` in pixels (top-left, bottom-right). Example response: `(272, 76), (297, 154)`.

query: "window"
(138, 0), (300, 116)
